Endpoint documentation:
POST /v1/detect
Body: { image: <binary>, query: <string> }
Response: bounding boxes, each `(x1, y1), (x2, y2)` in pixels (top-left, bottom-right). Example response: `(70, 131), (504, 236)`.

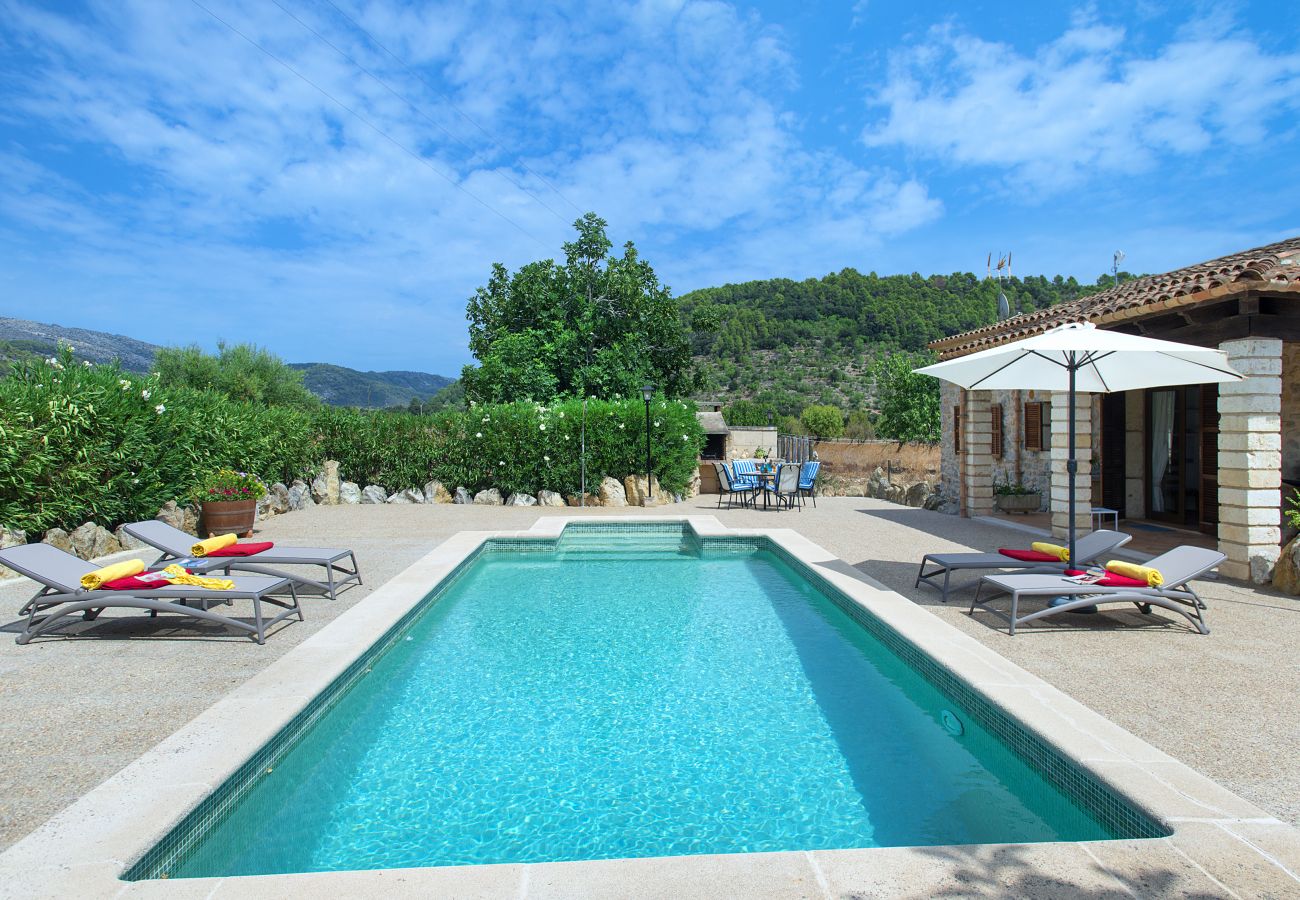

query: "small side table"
(1090, 507), (1119, 531)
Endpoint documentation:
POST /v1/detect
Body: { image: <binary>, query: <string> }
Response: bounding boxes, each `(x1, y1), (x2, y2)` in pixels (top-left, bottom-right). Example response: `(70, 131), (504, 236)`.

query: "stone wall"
(938, 385), (1054, 513)
(727, 426), (779, 459)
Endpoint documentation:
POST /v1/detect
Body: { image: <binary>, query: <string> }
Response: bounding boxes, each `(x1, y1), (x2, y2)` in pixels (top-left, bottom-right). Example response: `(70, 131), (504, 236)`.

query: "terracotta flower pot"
(200, 499), (257, 538)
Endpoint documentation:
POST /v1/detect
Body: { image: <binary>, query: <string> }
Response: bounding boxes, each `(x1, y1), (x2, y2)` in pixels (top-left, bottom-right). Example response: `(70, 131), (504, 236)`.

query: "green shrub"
(800, 404), (844, 439)
(0, 348), (705, 534)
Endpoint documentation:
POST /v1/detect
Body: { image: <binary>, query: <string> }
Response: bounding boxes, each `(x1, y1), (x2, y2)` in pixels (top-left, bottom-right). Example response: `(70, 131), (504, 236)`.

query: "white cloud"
(0, 0), (943, 369)
(863, 17), (1300, 191)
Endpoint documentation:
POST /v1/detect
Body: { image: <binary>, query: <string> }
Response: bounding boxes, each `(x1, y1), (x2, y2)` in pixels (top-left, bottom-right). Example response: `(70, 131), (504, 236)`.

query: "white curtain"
(1150, 391), (1175, 513)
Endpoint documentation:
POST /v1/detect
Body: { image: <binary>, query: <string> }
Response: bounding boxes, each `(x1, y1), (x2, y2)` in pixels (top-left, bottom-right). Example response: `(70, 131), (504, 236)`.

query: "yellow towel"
(161, 564), (235, 591)
(191, 533), (238, 557)
(1031, 541), (1070, 562)
(80, 559), (145, 590)
(1105, 560), (1164, 587)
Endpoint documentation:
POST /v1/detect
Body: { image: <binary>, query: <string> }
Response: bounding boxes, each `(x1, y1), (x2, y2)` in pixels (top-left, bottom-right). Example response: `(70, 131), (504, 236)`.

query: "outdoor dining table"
(754, 462), (784, 510)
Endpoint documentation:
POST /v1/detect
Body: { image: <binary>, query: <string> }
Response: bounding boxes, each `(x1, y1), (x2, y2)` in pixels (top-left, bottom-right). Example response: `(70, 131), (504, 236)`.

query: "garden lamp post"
(641, 383), (655, 499)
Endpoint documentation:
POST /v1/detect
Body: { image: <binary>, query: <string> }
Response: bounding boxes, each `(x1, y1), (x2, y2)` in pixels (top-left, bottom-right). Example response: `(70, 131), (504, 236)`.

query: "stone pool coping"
(1, 515), (1296, 898)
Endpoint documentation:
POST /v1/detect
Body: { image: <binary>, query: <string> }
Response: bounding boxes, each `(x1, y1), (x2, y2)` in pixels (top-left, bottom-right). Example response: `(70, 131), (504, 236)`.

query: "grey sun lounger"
(969, 545), (1225, 635)
(0, 543), (301, 645)
(915, 529), (1132, 602)
(123, 520), (361, 600)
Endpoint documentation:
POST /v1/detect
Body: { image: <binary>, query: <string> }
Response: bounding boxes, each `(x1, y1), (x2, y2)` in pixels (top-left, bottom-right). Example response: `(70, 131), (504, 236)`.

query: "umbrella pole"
(1067, 358), (1077, 566)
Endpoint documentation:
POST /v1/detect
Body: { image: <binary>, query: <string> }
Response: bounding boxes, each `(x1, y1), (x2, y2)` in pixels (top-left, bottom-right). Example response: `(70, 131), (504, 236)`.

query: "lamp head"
(640, 383), (655, 403)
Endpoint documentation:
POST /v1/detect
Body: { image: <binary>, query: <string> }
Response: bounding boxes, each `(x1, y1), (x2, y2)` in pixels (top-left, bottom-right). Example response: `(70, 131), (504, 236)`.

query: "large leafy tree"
(462, 213), (696, 403)
(869, 351), (940, 443)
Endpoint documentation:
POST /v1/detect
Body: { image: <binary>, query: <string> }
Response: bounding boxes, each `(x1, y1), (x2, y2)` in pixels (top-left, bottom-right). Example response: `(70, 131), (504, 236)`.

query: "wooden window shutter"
(990, 404), (1003, 458)
(954, 406), (962, 452)
(1024, 401), (1042, 451)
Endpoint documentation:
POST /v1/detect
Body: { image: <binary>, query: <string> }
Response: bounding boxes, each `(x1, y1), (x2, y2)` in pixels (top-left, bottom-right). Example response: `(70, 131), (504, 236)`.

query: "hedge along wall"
(0, 351), (705, 535)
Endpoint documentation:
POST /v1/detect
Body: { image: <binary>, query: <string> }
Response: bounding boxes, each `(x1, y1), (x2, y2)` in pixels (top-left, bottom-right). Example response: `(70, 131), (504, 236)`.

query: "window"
(991, 404), (1003, 458)
(1024, 401), (1051, 451)
(954, 405), (962, 452)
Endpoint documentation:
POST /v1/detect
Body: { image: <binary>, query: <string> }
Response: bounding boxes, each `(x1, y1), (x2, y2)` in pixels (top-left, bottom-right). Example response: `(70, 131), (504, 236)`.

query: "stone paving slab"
(0, 499), (1296, 897)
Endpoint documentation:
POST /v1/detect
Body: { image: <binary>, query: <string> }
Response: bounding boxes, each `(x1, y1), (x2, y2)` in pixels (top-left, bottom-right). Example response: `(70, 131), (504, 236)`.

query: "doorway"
(1145, 385), (1218, 533)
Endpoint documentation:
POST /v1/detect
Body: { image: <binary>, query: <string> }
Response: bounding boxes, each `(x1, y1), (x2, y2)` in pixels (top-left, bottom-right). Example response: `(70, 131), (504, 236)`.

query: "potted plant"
(193, 469), (267, 537)
(994, 479), (1042, 514)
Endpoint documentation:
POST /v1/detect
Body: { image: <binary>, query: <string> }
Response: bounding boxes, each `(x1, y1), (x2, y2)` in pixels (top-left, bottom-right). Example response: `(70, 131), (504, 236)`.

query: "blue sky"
(2, 0), (1297, 375)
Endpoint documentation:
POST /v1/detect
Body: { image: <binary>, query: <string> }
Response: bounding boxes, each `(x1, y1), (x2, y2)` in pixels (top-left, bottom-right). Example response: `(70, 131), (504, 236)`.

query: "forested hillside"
(680, 269), (1119, 413)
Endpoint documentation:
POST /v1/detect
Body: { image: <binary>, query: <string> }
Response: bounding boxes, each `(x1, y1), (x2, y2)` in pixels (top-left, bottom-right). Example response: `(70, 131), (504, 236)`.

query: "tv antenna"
(988, 251), (1012, 320)
(1112, 250), (1126, 285)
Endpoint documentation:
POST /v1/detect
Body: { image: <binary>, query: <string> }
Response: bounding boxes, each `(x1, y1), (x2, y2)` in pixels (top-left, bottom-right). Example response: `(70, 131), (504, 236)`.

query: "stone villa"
(931, 236), (1300, 583)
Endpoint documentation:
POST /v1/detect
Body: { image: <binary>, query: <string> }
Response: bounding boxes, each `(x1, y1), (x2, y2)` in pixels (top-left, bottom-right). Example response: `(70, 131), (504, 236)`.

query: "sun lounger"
(123, 520), (361, 599)
(915, 530), (1132, 602)
(0, 543), (301, 645)
(968, 545), (1224, 635)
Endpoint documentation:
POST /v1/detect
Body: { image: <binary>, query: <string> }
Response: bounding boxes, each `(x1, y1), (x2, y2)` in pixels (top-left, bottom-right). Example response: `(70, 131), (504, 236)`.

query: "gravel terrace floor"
(1, 497), (1297, 856)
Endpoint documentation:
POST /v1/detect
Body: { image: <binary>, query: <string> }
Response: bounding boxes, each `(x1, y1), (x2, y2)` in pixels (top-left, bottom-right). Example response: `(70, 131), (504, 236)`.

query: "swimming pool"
(128, 522), (1163, 880)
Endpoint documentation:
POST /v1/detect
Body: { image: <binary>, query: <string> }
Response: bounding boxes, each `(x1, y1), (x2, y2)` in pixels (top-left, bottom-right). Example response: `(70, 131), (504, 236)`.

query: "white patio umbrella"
(915, 321), (1242, 565)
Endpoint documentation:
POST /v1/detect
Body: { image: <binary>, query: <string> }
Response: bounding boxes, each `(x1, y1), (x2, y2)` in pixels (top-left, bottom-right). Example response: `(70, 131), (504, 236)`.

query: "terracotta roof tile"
(930, 235), (1300, 359)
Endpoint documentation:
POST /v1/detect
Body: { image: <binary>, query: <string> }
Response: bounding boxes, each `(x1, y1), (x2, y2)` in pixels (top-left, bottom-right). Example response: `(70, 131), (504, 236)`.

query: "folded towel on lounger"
(191, 533), (238, 557)
(998, 548), (1062, 563)
(1105, 560), (1164, 587)
(205, 541), (274, 557)
(80, 559), (145, 590)
(1064, 568), (1149, 588)
(1030, 541), (1070, 562)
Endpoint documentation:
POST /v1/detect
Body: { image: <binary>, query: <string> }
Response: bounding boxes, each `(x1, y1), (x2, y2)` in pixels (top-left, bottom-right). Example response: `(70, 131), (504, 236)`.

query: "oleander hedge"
(0, 348), (704, 534)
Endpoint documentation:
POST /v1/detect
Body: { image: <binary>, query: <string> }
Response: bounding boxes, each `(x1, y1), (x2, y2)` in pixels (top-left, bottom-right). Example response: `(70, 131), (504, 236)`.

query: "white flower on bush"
(82, 360), (92, 367)
(654, 420), (660, 427)
(475, 432), (482, 438)
(539, 423), (546, 431)
(498, 460), (505, 466)
(558, 411), (564, 418)
(154, 404), (166, 414)
(682, 434), (689, 441)
(119, 379), (130, 390)
(141, 389), (151, 400)
(618, 423), (625, 430)
(481, 415), (490, 423)
(543, 455), (550, 463)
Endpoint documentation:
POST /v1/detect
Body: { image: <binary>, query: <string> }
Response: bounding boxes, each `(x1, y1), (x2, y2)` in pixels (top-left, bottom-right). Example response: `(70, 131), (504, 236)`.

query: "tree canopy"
(462, 213), (696, 403)
(154, 342), (319, 409)
(869, 351), (940, 443)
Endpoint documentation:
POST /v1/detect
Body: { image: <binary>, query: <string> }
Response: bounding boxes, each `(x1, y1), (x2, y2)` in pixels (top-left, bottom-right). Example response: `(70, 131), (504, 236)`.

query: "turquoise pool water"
(155, 532), (1133, 878)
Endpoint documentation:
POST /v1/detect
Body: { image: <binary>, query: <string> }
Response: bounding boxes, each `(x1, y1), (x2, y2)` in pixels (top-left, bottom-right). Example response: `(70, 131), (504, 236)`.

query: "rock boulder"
(506, 492), (538, 507)
(473, 488), (504, 505)
(360, 485), (388, 504)
(70, 522), (121, 560)
(624, 474), (665, 507)
(287, 479), (314, 511)
(566, 493), (600, 507)
(904, 481), (931, 508)
(42, 528), (74, 554)
(115, 524), (147, 550)
(387, 488), (424, 504)
(423, 480), (452, 504)
(537, 490), (566, 507)
(0, 526), (26, 578)
(339, 482), (362, 504)
(312, 461), (341, 505)
(1272, 537), (1300, 594)
(155, 500), (187, 531)
(453, 486), (473, 504)
(599, 476), (627, 507)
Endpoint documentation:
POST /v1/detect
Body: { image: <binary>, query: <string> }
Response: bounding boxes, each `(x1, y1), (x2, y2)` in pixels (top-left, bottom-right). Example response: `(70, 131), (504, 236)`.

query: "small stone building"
(931, 236), (1300, 583)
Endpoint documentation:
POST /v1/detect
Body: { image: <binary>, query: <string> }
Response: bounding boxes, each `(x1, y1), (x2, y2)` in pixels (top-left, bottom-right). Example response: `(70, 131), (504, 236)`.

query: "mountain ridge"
(0, 316), (452, 408)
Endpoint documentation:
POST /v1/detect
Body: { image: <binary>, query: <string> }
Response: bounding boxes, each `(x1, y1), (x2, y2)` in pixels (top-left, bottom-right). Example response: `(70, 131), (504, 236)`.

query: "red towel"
(207, 541), (274, 557)
(998, 548), (1061, 563)
(1064, 569), (1149, 588)
(100, 572), (178, 591)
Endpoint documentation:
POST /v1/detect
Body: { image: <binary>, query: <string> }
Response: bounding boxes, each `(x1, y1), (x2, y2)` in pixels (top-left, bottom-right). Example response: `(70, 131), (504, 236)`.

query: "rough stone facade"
(939, 384), (1054, 514)
(1282, 342), (1300, 484)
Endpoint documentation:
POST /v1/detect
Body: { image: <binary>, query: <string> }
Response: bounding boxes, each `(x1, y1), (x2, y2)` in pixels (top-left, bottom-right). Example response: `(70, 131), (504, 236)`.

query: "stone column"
(962, 390), (995, 517)
(1050, 390), (1092, 539)
(1217, 338), (1282, 583)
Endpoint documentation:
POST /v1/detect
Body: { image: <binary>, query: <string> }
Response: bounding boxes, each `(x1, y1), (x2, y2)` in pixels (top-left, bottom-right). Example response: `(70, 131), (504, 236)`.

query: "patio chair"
(713, 462), (757, 509)
(915, 529), (1131, 603)
(123, 520), (361, 599)
(969, 545), (1224, 635)
(0, 543), (300, 645)
(798, 460), (821, 507)
(765, 463), (802, 511)
(731, 459), (762, 490)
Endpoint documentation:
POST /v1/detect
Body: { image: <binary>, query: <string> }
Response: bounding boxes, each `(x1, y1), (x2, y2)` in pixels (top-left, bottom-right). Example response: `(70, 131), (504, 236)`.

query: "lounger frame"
(968, 546), (1223, 636)
(123, 521), (362, 599)
(914, 529), (1132, 602)
(1, 544), (301, 645)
